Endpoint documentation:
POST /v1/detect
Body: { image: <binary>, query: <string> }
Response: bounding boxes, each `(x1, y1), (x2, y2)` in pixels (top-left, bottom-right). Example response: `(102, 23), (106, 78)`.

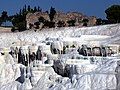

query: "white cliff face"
(0, 53), (119, 90)
(0, 63), (24, 87)
(0, 81), (21, 90)
(0, 24), (120, 90)
(32, 58), (118, 90)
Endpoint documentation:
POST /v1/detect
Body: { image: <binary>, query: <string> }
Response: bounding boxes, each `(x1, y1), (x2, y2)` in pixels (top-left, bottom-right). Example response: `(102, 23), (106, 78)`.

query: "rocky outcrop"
(26, 12), (50, 29)
(53, 11), (84, 27)
(26, 11), (96, 29)
(26, 11), (97, 30)
(88, 16), (97, 26)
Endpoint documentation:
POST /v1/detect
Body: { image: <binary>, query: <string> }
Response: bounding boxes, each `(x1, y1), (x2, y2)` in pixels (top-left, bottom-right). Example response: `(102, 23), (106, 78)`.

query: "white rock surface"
(0, 24), (120, 90)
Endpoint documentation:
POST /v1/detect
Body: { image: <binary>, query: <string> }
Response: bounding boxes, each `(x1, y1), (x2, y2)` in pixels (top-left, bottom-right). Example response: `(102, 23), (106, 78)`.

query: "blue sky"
(0, 0), (119, 19)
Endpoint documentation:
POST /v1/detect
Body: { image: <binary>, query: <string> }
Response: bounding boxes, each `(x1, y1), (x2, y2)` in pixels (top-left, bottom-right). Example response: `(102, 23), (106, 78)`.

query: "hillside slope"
(0, 24), (120, 47)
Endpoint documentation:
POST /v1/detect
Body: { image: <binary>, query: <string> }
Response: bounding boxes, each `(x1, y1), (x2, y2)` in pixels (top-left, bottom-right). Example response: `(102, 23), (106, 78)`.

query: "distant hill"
(26, 11), (97, 30)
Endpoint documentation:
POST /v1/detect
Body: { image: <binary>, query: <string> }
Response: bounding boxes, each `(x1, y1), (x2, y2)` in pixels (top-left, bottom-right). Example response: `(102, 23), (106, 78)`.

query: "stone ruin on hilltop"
(26, 11), (96, 30)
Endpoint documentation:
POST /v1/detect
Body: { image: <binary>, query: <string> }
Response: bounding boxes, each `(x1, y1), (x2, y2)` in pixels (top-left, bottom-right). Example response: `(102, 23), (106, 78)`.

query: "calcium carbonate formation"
(0, 24), (120, 90)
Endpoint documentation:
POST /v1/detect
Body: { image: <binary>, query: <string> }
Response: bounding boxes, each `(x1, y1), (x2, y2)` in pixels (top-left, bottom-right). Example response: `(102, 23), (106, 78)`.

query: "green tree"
(1, 11), (8, 26)
(34, 22), (40, 29)
(96, 18), (110, 25)
(38, 17), (45, 23)
(57, 21), (65, 27)
(42, 20), (55, 28)
(34, 6), (37, 12)
(48, 21), (55, 28)
(11, 14), (26, 31)
(27, 5), (31, 11)
(19, 9), (22, 15)
(102, 19), (110, 24)
(49, 7), (56, 21)
(1, 11), (8, 20)
(29, 23), (34, 29)
(11, 5), (44, 31)
(96, 18), (103, 25)
(11, 27), (16, 32)
(105, 5), (120, 23)
(43, 20), (50, 28)
(37, 6), (42, 12)
(24, 5), (27, 12)
(0, 17), (3, 26)
(67, 20), (76, 26)
(82, 18), (89, 26)
(22, 8), (26, 15)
